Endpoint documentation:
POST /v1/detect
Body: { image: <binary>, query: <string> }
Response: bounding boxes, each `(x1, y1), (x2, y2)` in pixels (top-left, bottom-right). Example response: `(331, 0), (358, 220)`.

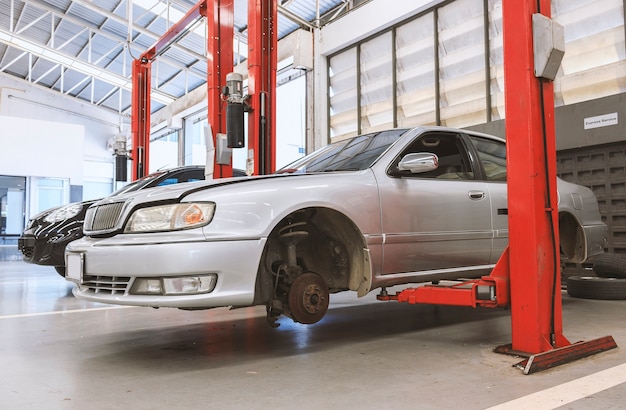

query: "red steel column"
(131, 58), (151, 180)
(206, 0), (234, 178)
(247, 0), (277, 175)
(503, 0), (569, 353)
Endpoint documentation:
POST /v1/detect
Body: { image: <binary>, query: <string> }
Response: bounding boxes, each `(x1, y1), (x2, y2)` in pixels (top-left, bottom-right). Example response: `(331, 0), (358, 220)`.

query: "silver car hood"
(91, 173), (306, 206)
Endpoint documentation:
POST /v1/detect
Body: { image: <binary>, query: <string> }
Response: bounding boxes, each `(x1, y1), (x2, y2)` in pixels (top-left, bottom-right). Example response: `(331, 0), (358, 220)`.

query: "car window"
(277, 129), (408, 173)
(109, 168), (206, 196)
(154, 169), (205, 187)
(392, 132), (475, 180)
(468, 136), (507, 181)
(110, 171), (167, 196)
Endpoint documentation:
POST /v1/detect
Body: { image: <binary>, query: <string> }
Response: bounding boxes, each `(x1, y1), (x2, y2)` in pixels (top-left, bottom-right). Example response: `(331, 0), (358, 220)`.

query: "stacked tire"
(566, 253), (626, 300)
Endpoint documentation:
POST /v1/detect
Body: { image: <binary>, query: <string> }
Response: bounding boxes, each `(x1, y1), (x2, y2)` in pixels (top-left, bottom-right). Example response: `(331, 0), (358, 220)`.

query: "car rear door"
(377, 131), (494, 276)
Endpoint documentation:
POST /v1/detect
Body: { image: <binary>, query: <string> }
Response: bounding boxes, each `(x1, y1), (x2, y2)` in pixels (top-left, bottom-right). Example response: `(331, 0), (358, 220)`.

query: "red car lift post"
(498, 0), (616, 372)
(379, 0), (616, 373)
(247, 0), (278, 175)
(131, 57), (151, 181)
(131, 0), (275, 180)
(131, 0), (236, 180)
(206, 0), (234, 178)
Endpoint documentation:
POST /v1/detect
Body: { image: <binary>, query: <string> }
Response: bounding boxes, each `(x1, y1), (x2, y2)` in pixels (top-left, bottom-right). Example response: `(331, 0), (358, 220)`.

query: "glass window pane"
(276, 74), (306, 168)
(360, 32), (393, 133)
(183, 113), (208, 166)
(438, 0), (487, 128)
(36, 178), (68, 213)
(469, 136), (507, 181)
(488, 0), (505, 120)
(0, 176), (26, 235)
(329, 48), (358, 140)
(396, 12), (436, 126)
(82, 181), (113, 201)
(553, 0), (625, 105)
(150, 129), (180, 172)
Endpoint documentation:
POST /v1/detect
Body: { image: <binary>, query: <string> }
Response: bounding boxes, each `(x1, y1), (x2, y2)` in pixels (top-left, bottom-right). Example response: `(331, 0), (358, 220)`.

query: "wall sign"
(584, 112), (618, 130)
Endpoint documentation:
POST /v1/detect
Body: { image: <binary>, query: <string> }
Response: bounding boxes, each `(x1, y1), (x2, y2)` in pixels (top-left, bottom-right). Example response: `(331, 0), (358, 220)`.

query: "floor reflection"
(1, 260), (512, 371)
(0, 261), (108, 316)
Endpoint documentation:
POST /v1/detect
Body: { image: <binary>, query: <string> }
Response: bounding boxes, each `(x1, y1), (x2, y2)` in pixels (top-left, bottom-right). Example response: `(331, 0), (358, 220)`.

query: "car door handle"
(468, 190), (485, 200)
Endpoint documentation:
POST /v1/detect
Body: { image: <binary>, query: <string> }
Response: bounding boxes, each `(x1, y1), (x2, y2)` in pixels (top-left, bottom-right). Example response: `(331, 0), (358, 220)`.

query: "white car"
(65, 127), (607, 326)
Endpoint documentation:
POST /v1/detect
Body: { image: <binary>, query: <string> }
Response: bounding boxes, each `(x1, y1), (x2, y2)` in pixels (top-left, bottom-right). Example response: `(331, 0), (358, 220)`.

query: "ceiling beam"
(63, 0), (207, 61)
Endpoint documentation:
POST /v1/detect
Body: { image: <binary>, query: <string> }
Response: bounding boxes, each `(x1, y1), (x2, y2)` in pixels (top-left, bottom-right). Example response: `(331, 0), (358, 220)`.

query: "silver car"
(65, 127), (607, 325)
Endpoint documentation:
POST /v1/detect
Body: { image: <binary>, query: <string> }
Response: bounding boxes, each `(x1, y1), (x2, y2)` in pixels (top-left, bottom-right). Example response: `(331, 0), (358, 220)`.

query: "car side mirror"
(397, 153), (439, 173)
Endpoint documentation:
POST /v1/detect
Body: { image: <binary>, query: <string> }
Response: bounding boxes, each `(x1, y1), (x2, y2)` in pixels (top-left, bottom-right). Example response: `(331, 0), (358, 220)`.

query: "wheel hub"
(301, 284), (325, 314)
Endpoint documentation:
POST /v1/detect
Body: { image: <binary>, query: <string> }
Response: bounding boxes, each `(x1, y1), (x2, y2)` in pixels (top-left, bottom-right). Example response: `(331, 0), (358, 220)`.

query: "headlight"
(124, 202), (215, 233)
(43, 203), (83, 223)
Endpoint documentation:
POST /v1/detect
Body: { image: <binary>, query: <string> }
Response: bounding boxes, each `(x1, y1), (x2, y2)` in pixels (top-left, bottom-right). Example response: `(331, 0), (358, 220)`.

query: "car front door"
(377, 131), (494, 278)
(465, 134), (509, 263)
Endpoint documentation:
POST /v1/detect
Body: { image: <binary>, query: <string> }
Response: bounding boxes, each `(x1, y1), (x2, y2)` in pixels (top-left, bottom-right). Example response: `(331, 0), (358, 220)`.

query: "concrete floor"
(1, 261), (625, 410)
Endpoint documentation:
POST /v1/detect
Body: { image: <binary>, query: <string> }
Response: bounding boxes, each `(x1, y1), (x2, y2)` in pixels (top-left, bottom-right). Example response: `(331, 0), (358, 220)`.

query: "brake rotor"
(287, 272), (329, 324)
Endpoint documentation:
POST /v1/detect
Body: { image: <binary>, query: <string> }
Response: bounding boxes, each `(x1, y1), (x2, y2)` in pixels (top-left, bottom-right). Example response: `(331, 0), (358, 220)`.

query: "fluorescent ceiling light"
(12, 37), (45, 55)
(152, 90), (176, 105)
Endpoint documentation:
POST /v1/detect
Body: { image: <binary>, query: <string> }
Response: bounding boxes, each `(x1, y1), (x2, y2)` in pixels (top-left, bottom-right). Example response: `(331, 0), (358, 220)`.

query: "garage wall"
(554, 93), (626, 256)
(555, 93), (626, 150)
(557, 142), (626, 256)
(0, 74), (121, 203)
(0, 115), (84, 185)
(0, 73), (125, 242)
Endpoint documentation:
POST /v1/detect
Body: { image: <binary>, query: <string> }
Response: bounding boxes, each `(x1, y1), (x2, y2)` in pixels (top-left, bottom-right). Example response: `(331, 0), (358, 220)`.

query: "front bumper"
(65, 235), (266, 309)
(17, 236), (36, 260)
(18, 229), (82, 267)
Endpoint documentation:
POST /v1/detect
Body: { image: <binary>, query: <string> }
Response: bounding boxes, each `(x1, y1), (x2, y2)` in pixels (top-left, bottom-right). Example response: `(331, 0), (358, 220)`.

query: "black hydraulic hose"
(536, 0), (560, 345)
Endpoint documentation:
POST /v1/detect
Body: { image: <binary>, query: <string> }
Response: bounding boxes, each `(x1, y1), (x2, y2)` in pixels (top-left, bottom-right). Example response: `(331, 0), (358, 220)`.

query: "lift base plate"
(494, 335), (618, 374)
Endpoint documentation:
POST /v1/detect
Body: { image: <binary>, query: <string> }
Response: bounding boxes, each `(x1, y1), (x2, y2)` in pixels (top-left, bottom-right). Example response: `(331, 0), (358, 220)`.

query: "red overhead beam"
(143, 2), (208, 61)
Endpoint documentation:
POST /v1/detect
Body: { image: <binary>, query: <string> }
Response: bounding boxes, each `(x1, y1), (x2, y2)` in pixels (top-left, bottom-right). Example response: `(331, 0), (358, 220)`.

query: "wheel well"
(559, 211), (585, 264)
(254, 207), (368, 304)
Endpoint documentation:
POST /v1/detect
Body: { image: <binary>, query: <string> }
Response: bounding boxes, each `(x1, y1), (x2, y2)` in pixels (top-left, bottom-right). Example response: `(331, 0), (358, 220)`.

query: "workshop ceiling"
(0, 0), (355, 114)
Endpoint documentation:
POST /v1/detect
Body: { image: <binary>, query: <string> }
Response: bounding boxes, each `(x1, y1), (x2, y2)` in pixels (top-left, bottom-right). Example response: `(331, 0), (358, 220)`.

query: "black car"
(18, 165), (222, 276)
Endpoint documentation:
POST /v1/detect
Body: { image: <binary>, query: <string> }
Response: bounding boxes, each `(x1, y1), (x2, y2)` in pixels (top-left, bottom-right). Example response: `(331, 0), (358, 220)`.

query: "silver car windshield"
(277, 129), (409, 173)
(109, 171), (168, 196)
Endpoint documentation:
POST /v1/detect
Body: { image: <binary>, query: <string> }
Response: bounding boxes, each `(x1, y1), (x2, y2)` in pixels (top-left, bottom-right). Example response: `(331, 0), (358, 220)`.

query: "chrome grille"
(85, 201), (125, 232)
(82, 275), (130, 295)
